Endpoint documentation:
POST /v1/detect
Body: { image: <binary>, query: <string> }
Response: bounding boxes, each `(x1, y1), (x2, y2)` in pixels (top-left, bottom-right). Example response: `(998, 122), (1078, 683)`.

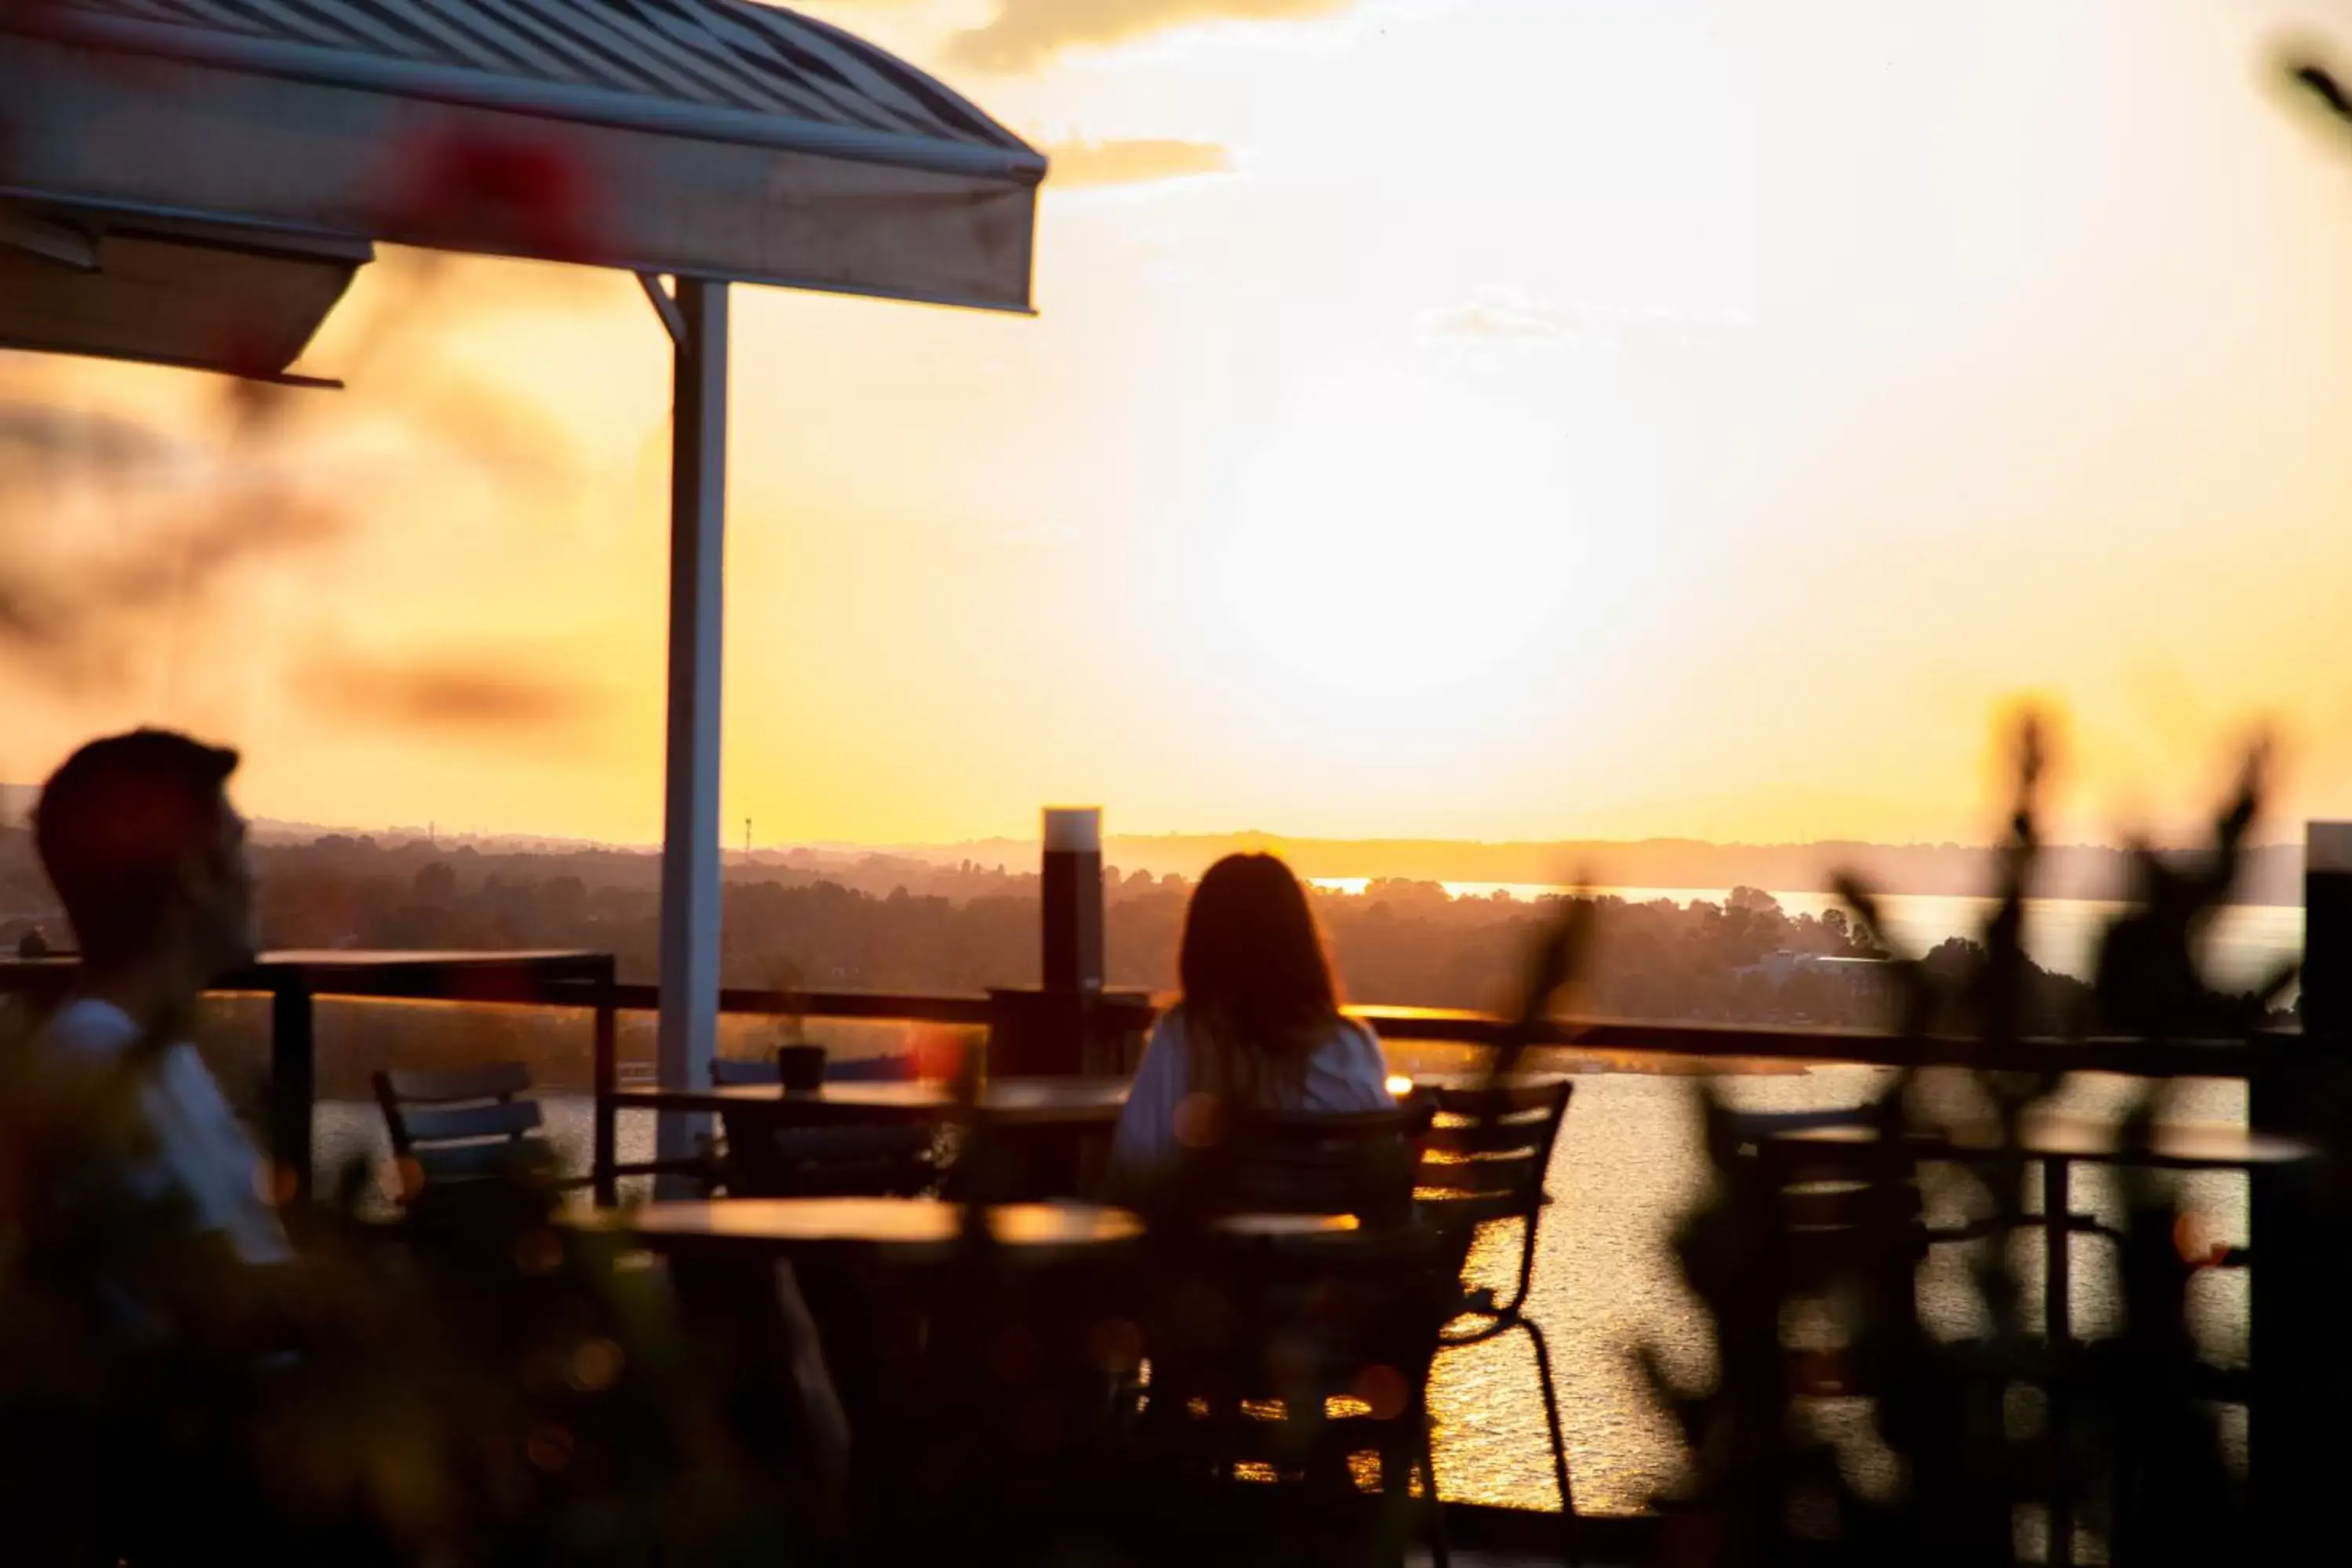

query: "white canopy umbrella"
(0, 0), (1046, 1179)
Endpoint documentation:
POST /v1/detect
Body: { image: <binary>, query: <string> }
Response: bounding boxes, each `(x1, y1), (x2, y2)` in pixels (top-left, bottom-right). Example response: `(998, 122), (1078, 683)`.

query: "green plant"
(0, 1006), (815, 1566)
(1622, 720), (2299, 1565)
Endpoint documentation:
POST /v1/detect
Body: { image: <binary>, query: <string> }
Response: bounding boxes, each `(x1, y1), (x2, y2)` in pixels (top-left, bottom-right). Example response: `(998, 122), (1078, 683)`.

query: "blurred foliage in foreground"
(0, 1051), (812, 1566)
(1631, 720), (2343, 1566)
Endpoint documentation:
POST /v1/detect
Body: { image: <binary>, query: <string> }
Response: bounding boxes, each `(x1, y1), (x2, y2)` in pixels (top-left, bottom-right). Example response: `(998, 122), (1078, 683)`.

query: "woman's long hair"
(1176, 854), (1344, 1108)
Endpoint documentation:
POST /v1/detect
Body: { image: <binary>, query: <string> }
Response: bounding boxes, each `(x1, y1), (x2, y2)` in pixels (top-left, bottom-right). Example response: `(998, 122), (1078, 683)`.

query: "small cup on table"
(778, 1042), (828, 1094)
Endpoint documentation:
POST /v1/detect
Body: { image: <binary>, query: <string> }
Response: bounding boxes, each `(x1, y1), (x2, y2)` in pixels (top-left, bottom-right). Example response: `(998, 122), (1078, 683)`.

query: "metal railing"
(0, 951), (2287, 1193)
(0, 952), (2310, 1559)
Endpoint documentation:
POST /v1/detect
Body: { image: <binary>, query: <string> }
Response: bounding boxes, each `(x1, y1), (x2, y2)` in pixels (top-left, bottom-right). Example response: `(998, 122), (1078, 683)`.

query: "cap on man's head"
(35, 729), (241, 961)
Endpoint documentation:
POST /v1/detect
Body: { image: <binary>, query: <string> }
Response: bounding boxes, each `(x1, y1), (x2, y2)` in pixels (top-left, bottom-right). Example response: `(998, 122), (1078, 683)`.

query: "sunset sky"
(7, 0), (2352, 850)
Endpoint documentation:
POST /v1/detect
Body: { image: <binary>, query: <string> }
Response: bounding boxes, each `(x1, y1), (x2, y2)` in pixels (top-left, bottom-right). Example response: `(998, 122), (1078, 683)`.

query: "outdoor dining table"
(609, 1076), (1131, 1126)
(597, 1076), (1134, 1203)
(1211, 1212), (1366, 1239)
(3, 948), (617, 1204)
(583, 1197), (1366, 1254)
(1780, 1111), (2316, 1171)
(583, 1195), (1146, 1260)
(1777, 1112), (2316, 1339)
(1775, 1109), (2319, 1566)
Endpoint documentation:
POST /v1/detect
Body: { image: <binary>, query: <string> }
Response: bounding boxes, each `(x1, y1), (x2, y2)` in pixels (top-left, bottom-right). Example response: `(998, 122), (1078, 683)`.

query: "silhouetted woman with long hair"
(1106, 853), (1391, 1196)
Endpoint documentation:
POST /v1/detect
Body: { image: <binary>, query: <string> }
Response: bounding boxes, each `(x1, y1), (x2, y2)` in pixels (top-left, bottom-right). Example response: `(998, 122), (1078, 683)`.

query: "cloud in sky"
(300, 647), (593, 737)
(0, 396), (340, 686)
(0, 402), (183, 480)
(0, 252), (595, 704)
(949, 0), (1356, 73)
(1044, 137), (1235, 189)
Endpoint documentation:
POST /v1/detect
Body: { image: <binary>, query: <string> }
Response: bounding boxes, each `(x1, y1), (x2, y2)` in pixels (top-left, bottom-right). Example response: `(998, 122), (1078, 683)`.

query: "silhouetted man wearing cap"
(27, 730), (289, 1310)
(5, 729), (295, 1563)
(9, 729), (848, 1557)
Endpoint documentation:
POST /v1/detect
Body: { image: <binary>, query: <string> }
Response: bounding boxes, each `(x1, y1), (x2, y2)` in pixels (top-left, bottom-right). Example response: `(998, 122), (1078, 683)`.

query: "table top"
(612, 1075), (1132, 1124)
(1212, 1212), (1364, 1240)
(1395, 1070), (1578, 1100)
(1780, 1112), (2317, 1170)
(0, 949), (615, 1005)
(0, 948), (610, 979)
(594, 1196), (1145, 1253)
(250, 949), (603, 969)
(608, 1073), (1590, 1123)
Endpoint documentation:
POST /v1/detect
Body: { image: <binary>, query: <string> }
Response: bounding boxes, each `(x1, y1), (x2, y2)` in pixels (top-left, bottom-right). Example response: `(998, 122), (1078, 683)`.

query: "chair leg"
(1418, 1399), (1450, 1568)
(1519, 1316), (1578, 1565)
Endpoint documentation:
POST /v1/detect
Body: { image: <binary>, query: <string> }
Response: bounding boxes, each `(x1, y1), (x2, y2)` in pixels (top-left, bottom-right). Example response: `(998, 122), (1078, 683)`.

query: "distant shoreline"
(11, 802), (2303, 906)
(1302, 878), (2305, 910)
(896, 835), (2311, 909)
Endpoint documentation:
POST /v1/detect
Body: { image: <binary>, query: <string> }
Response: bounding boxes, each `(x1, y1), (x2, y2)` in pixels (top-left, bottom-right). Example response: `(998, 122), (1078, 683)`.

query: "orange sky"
(6, 0), (2352, 849)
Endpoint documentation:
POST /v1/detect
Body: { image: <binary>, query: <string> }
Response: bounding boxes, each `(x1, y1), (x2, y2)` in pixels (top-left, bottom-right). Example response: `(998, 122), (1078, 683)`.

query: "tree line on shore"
(3, 827), (2180, 1100)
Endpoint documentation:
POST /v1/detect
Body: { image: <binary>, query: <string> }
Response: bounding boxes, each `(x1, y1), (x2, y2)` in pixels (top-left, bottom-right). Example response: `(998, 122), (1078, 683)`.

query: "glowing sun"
(1219, 372), (1579, 696)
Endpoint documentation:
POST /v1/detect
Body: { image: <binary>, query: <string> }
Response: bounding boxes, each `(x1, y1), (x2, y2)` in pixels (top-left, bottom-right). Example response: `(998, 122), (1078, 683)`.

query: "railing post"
(2042, 1156), (2074, 1566)
(1041, 806), (1104, 1000)
(2250, 821), (2347, 1549)
(593, 955), (618, 1207)
(971, 808), (1113, 1196)
(2303, 822), (2352, 1043)
(990, 807), (1105, 1082)
(268, 975), (314, 1207)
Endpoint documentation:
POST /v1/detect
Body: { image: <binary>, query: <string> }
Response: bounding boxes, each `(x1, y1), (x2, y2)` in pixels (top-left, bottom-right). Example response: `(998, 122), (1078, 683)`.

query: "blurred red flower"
(377, 125), (600, 263)
(0, 0), (67, 40)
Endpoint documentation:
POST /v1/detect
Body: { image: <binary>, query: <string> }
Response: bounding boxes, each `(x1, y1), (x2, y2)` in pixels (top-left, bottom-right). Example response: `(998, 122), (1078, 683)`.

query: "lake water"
(1310, 881), (2307, 996)
(317, 1058), (2252, 1519)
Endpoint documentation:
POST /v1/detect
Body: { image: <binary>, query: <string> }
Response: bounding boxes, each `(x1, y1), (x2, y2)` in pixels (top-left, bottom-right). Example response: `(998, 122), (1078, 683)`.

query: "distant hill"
(0, 785), (2307, 905)
(884, 833), (2308, 906)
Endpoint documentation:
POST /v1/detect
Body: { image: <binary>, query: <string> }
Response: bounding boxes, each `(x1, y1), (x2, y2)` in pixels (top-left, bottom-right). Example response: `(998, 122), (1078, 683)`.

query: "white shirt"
(31, 998), (292, 1269)
(1107, 1006), (1393, 1189)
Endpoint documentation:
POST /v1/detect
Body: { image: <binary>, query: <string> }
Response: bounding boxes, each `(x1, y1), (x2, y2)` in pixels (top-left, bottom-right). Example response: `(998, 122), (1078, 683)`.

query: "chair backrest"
(823, 1052), (915, 1083)
(720, 1087), (940, 1198)
(1210, 1102), (1433, 1229)
(1412, 1075), (1573, 1222)
(373, 1062), (553, 1194)
(1138, 1214), (1476, 1498)
(710, 1051), (913, 1087)
(1410, 1075), (1571, 1320)
(708, 1052), (931, 1196)
(1723, 1109), (1933, 1300)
